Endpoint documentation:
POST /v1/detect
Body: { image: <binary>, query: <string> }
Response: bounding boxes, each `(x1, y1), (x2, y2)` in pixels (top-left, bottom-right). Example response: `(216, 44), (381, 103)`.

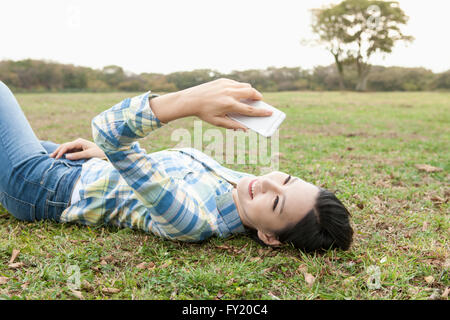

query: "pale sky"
(1, 0), (449, 74)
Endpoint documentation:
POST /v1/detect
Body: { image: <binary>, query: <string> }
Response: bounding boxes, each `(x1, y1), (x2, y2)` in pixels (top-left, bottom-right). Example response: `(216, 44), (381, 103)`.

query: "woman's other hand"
(49, 138), (106, 160)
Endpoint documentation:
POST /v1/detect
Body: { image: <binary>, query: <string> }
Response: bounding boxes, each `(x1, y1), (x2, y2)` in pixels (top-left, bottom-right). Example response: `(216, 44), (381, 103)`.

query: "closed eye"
(273, 196), (279, 210)
(284, 175), (291, 184)
(273, 175), (291, 211)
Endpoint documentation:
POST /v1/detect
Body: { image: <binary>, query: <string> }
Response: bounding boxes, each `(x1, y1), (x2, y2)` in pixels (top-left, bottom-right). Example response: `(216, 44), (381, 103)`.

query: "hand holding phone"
(227, 99), (286, 137)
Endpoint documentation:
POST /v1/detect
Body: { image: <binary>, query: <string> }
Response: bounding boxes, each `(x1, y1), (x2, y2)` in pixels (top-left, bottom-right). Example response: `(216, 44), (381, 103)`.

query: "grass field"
(0, 90), (448, 300)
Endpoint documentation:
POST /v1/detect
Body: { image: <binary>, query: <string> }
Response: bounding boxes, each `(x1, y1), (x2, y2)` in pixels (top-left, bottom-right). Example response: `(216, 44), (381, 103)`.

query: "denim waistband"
(29, 156), (84, 222)
(2, 155), (85, 223)
(51, 165), (83, 220)
(42, 157), (84, 222)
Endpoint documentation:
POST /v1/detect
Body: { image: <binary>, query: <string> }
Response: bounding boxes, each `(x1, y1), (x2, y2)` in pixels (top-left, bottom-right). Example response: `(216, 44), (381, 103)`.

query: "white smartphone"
(227, 99), (286, 137)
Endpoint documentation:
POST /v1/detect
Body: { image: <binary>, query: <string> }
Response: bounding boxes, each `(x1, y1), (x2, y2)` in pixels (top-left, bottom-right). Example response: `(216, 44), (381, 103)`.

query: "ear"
(257, 230), (282, 247)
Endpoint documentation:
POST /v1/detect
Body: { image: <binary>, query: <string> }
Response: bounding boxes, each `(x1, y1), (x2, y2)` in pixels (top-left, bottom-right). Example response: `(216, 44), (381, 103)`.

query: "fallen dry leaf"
(101, 255), (114, 263)
(215, 290), (225, 300)
(8, 262), (24, 269)
(262, 267), (273, 274)
(102, 287), (120, 294)
(136, 262), (156, 270)
(441, 287), (449, 299)
(249, 257), (262, 263)
(236, 243), (249, 254)
(430, 195), (446, 204)
(70, 289), (84, 299)
(424, 276), (435, 284)
(215, 244), (233, 254)
(297, 264), (308, 274)
(81, 280), (94, 292)
(304, 272), (316, 287)
(257, 248), (274, 256)
(170, 288), (179, 300)
(428, 289), (441, 300)
(0, 277), (9, 285)
(415, 164), (443, 173)
(9, 249), (20, 264)
(268, 291), (281, 300)
(408, 286), (420, 296)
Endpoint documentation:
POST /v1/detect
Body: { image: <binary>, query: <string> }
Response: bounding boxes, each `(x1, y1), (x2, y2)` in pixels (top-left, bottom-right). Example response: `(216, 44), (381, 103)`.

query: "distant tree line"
(0, 59), (449, 93)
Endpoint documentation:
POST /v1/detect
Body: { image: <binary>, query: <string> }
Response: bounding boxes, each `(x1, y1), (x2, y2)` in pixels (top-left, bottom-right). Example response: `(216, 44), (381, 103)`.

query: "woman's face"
(233, 171), (319, 245)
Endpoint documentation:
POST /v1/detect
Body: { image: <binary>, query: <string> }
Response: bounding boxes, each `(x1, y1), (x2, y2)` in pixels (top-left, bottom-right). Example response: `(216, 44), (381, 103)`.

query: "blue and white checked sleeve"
(91, 91), (211, 241)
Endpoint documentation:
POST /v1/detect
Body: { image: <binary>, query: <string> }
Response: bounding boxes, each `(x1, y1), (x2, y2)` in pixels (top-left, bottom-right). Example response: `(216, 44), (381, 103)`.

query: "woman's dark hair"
(245, 188), (353, 252)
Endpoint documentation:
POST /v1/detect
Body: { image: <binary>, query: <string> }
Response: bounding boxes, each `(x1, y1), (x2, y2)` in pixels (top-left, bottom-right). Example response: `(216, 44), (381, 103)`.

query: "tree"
(101, 65), (125, 88)
(368, 66), (434, 91)
(311, 0), (413, 91)
(431, 70), (450, 90)
(166, 69), (221, 90)
(140, 73), (177, 92)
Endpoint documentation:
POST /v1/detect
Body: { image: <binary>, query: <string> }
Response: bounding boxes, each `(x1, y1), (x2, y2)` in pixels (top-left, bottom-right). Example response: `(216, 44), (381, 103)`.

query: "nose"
(260, 178), (282, 194)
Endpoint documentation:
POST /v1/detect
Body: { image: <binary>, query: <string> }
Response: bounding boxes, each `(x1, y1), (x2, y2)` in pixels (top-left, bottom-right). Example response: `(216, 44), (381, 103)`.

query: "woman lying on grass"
(0, 78), (353, 252)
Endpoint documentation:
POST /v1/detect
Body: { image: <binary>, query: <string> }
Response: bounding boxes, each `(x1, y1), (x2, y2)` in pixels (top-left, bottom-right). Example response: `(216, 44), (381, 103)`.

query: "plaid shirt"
(60, 91), (254, 241)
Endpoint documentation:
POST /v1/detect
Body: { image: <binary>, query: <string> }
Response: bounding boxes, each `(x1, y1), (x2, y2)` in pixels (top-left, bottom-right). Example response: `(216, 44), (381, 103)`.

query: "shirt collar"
(212, 166), (255, 237)
(215, 190), (246, 235)
(168, 147), (255, 236)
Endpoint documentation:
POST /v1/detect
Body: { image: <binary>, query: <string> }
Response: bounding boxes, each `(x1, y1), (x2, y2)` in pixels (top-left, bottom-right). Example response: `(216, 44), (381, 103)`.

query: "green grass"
(0, 91), (449, 300)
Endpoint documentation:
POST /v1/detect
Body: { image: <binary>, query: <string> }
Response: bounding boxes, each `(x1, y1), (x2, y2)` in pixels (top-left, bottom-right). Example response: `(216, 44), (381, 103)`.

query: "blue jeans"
(0, 81), (86, 222)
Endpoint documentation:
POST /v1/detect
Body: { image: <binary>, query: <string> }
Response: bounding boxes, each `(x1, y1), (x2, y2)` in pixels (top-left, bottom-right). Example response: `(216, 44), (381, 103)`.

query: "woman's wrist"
(149, 90), (195, 123)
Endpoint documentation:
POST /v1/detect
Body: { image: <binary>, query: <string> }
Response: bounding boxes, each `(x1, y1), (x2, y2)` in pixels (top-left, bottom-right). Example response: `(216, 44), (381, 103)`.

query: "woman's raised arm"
(149, 78), (272, 130)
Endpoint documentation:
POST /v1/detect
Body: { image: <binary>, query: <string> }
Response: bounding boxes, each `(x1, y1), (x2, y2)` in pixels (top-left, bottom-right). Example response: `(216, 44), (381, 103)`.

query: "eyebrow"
(280, 177), (298, 215)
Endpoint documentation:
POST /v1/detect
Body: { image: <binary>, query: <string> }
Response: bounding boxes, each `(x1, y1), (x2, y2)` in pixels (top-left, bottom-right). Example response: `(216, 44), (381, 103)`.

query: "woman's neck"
(231, 187), (254, 230)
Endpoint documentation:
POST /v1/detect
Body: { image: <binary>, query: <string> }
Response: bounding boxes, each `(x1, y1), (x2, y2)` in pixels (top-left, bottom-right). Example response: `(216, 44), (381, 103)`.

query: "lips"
(248, 179), (257, 199)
